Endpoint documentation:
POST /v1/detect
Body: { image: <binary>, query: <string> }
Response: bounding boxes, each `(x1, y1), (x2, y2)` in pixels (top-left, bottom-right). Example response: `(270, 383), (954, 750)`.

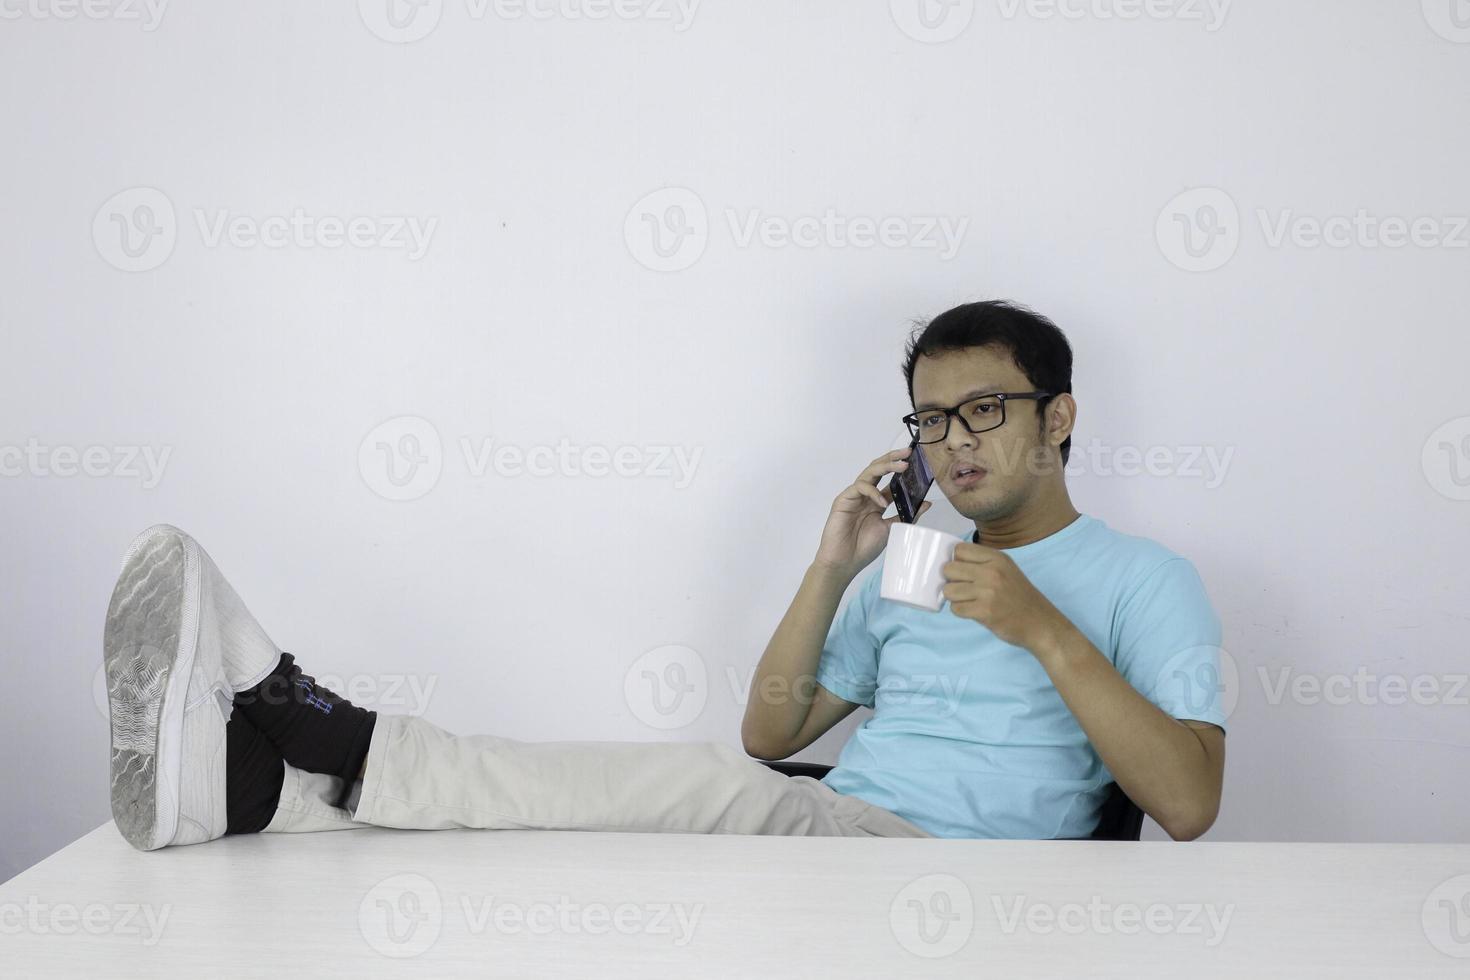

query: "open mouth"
(951, 463), (986, 487)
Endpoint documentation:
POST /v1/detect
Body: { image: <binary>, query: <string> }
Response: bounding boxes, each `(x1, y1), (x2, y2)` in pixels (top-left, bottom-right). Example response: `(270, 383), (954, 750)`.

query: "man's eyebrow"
(914, 385), (1004, 411)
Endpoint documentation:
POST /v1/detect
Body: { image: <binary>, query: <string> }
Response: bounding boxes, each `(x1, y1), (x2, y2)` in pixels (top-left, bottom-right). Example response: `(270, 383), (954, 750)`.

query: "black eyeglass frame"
(901, 391), (1055, 444)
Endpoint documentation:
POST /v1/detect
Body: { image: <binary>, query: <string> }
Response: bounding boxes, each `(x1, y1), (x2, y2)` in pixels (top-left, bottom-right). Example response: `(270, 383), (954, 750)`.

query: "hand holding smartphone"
(890, 438), (935, 523)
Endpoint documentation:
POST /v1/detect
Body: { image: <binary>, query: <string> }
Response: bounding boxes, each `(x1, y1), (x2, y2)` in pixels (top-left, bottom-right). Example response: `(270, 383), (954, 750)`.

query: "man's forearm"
(740, 562), (850, 758)
(1029, 620), (1222, 840)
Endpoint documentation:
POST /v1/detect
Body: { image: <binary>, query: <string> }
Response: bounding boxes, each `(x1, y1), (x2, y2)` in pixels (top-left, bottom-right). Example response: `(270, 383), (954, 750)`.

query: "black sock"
(232, 652), (377, 810)
(225, 706), (284, 835)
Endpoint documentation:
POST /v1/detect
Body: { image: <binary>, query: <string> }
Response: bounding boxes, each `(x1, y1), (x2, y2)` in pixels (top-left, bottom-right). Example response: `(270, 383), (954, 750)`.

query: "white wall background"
(3, 0), (1468, 882)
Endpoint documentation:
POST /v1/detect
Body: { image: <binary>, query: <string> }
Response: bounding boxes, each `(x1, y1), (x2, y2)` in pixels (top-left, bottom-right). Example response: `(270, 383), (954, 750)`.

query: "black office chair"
(760, 760), (1146, 841)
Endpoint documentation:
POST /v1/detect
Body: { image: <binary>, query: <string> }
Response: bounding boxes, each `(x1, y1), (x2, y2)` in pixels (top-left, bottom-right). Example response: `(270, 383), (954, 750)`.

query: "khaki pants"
(261, 714), (934, 839)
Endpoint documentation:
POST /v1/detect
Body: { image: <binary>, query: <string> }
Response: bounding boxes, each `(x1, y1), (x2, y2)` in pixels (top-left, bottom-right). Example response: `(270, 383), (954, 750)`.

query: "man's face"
(909, 345), (1062, 523)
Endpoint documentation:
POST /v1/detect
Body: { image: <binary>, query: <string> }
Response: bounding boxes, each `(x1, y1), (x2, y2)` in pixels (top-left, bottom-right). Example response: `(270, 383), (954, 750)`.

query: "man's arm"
(940, 541), (1226, 841)
(741, 562), (861, 760)
(1031, 624), (1225, 841)
(743, 447), (926, 760)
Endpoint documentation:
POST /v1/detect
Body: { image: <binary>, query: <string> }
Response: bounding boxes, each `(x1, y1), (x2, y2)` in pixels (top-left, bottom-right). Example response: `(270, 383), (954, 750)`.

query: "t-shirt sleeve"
(1113, 557), (1229, 732)
(814, 565), (882, 709)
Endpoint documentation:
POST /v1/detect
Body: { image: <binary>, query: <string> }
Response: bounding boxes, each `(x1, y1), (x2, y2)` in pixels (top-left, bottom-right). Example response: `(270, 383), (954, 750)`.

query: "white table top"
(2, 824), (1468, 978)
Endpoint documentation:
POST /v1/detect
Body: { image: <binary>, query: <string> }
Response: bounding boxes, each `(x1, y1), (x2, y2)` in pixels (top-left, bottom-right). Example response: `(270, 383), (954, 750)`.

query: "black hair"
(902, 299), (1074, 465)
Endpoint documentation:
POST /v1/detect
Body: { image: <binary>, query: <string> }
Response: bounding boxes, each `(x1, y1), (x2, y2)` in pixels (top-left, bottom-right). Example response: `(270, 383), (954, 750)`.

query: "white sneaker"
(103, 524), (281, 850)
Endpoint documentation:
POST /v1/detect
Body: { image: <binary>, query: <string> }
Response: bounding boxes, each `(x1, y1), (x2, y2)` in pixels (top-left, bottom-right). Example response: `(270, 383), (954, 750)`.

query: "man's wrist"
(807, 558), (856, 589)
(1028, 612), (1085, 667)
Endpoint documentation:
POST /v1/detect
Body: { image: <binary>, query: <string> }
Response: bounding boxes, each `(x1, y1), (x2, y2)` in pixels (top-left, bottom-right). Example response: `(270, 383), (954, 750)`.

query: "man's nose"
(944, 416), (977, 454)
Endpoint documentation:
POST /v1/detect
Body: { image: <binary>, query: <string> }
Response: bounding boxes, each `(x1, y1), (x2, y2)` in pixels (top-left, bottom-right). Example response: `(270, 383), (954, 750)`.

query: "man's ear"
(1046, 393), (1076, 451)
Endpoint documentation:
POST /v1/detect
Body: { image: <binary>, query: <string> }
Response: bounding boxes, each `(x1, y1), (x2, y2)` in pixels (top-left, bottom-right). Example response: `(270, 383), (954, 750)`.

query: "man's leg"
(256, 764), (374, 834)
(109, 524), (934, 845)
(231, 651), (377, 810)
(232, 662), (934, 838)
(103, 524), (358, 849)
(223, 705), (283, 835)
(346, 713), (935, 838)
(224, 703), (372, 835)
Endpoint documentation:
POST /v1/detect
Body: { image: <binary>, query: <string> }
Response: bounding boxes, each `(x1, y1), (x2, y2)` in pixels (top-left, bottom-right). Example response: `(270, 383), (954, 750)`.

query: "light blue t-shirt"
(815, 513), (1226, 839)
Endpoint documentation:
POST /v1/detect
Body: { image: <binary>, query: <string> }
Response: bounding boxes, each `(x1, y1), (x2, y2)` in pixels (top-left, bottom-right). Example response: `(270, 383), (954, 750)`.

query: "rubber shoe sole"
(104, 526), (202, 851)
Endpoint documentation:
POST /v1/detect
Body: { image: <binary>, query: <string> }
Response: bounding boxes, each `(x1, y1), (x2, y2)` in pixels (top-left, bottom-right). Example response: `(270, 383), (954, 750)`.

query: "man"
(103, 299), (1225, 851)
(743, 300), (1226, 840)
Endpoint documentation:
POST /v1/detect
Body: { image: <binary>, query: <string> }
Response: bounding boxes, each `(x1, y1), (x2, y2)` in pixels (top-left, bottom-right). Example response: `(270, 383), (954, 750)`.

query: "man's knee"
(705, 742), (779, 784)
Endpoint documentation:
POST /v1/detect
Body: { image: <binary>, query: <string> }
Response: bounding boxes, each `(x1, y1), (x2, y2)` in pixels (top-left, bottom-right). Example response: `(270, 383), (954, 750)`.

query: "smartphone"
(890, 439), (935, 523)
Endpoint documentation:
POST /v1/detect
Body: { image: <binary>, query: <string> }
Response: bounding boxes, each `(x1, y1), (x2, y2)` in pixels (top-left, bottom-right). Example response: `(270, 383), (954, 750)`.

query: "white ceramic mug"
(880, 522), (965, 612)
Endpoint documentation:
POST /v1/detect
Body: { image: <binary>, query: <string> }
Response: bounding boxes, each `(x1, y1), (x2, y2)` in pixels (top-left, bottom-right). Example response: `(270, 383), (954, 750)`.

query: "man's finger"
(941, 560), (978, 582)
(953, 541), (1002, 562)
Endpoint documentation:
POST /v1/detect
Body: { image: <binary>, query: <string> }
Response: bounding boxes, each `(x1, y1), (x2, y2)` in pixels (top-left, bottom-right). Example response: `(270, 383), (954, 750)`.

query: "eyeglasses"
(901, 391), (1054, 444)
